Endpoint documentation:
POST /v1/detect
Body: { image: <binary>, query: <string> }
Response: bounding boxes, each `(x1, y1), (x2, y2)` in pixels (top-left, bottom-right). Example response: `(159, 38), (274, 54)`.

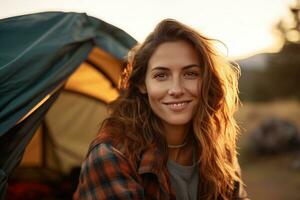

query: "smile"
(163, 101), (191, 111)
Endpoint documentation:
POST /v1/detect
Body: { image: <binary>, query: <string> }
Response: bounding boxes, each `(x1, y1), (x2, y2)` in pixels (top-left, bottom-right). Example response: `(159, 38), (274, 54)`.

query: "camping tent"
(0, 12), (137, 198)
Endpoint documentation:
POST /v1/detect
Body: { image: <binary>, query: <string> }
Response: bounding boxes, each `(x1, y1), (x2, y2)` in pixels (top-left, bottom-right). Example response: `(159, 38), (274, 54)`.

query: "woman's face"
(142, 40), (201, 128)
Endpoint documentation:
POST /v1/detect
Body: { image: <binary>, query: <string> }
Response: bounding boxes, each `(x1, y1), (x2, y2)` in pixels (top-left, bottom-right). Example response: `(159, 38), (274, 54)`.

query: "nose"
(168, 79), (184, 97)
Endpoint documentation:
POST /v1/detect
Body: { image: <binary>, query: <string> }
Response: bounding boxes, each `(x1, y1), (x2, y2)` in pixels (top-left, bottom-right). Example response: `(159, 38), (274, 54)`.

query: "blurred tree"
(266, 43), (300, 99)
(265, 0), (300, 100)
(276, 0), (300, 44)
(238, 1), (300, 101)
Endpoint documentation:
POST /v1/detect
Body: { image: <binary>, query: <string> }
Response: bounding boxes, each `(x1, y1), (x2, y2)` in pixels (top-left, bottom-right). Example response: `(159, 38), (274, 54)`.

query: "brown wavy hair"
(102, 19), (242, 199)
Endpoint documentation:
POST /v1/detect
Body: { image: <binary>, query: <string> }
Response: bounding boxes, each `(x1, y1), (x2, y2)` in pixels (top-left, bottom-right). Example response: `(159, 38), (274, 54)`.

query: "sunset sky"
(0, 0), (295, 58)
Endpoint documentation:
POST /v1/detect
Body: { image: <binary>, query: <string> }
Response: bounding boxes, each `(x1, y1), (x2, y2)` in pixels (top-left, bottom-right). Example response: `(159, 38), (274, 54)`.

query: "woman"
(74, 19), (248, 200)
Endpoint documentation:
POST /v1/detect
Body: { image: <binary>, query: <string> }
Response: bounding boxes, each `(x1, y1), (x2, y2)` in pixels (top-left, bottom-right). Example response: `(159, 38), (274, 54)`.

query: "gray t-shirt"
(167, 157), (199, 200)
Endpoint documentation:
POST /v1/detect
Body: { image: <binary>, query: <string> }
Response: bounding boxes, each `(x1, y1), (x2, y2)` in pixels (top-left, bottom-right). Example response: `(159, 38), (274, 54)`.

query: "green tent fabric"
(0, 12), (136, 198)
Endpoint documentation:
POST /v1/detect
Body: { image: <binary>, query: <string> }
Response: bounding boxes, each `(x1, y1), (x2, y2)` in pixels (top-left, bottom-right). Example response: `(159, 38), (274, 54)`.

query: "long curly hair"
(102, 19), (242, 200)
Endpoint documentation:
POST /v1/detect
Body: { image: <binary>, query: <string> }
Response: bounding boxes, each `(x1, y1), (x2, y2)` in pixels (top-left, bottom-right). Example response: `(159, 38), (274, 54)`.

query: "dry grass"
(236, 100), (300, 135)
(235, 100), (300, 200)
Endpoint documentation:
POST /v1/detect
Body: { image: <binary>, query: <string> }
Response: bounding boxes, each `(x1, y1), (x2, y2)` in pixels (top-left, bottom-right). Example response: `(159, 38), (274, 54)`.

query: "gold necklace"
(167, 130), (191, 149)
(167, 139), (188, 148)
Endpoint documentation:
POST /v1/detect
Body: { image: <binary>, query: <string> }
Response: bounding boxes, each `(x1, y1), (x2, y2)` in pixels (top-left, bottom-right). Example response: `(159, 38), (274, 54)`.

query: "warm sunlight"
(2, 1), (300, 199)
(0, 0), (293, 58)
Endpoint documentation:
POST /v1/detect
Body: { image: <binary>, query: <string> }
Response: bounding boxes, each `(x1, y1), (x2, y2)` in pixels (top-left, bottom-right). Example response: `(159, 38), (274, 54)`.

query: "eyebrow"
(151, 64), (200, 72)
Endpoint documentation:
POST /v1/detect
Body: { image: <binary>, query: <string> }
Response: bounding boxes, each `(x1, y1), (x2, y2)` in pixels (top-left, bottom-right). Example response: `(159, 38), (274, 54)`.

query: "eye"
(184, 71), (200, 79)
(153, 72), (168, 80)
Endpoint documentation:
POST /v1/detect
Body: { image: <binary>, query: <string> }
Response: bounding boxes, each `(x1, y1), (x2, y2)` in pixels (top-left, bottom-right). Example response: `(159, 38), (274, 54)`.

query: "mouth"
(163, 100), (192, 111)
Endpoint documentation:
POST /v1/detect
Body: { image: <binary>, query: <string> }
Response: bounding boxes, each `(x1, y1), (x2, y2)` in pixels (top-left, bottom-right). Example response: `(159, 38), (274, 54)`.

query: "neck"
(164, 123), (190, 146)
(164, 123), (194, 165)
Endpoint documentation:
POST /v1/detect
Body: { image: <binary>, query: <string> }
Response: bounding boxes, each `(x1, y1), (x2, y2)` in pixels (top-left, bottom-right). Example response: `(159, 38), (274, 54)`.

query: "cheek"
(145, 83), (169, 116)
(185, 79), (201, 97)
(146, 84), (166, 102)
(145, 77), (168, 101)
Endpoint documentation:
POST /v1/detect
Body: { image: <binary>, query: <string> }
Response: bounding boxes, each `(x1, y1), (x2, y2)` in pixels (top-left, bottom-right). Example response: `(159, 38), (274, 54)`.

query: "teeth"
(168, 102), (187, 108)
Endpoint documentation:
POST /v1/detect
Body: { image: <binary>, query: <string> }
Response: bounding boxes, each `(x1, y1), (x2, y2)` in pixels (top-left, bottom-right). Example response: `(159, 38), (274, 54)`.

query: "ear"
(138, 85), (147, 94)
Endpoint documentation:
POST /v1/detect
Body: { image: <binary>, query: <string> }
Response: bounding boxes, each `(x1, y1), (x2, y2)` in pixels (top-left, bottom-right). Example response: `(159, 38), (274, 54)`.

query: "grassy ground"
(241, 154), (300, 200)
(236, 100), (300, 200)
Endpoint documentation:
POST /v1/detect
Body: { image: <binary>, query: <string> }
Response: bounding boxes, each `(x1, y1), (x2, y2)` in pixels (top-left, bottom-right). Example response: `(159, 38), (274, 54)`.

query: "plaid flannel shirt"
(74, 134), (248, 200)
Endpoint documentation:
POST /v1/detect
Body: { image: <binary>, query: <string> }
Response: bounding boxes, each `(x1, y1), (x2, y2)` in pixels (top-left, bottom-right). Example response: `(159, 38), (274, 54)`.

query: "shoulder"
(233, 180), (249, 200)
(77, 139), (141, 186)
(74, 137), (144, 199)
(87, 130), (126, 157)
(85, 130), (140, 172)
(86, 136), (129, 169)
(232, 160), (250, 200)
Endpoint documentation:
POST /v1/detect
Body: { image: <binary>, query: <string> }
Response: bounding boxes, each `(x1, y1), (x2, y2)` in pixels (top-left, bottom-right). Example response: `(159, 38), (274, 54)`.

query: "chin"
(163, 117), (192, 126)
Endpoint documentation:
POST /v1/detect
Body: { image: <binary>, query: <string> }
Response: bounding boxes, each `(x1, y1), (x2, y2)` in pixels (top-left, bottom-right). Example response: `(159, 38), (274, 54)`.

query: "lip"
(163, 100), (191, 111)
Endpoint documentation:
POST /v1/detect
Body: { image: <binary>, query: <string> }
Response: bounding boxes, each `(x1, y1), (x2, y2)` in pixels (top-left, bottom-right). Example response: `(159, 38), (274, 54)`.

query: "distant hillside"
(235, 43), (300, 101)
(236, 53), (271, 70)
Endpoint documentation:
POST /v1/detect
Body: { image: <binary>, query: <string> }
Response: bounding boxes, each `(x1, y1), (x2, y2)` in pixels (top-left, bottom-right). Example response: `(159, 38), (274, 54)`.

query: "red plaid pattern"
(74, 134), (248, 200)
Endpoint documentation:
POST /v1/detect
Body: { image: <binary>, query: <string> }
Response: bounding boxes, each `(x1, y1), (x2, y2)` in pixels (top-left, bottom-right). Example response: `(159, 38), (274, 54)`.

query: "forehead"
(148, 40), (200, 70)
